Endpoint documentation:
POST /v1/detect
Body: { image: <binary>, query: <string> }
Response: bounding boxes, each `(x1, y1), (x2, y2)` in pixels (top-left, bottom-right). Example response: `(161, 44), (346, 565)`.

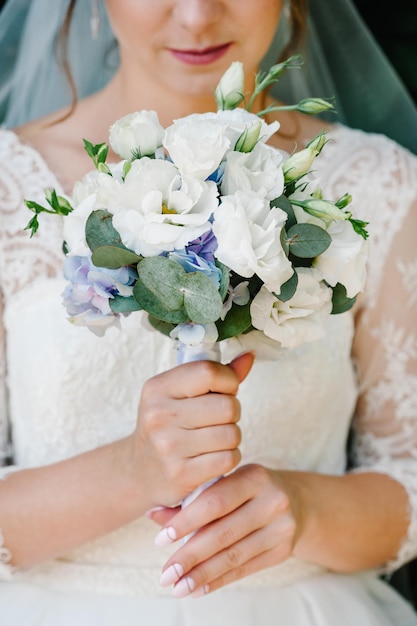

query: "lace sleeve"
(0, 288), (11, 470)
(351, 144), (417, 573)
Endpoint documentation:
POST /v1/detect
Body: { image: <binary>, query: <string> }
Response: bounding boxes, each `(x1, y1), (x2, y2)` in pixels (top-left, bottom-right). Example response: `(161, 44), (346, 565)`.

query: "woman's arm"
(0, 353), (253, 570)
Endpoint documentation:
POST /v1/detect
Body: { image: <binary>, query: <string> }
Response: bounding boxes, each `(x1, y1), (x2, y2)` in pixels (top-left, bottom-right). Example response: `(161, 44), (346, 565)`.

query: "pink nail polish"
(144, 506), (166, 519)
(173, 576), (195, 598)
(155, 526), (177, 547)
(159, 563), (184, 587)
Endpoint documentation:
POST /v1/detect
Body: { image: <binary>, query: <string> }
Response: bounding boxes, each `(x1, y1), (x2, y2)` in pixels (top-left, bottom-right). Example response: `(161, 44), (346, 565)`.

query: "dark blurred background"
(352, 0), (417, 106)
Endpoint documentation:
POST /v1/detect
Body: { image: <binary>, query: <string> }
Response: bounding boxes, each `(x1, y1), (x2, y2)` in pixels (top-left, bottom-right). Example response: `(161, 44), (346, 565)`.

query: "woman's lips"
(168, 43), (231, 66)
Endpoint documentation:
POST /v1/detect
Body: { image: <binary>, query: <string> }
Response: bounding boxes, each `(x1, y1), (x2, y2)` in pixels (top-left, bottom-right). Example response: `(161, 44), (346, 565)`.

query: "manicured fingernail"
(173, 576), (195, 598)
(191, 584), (209, 599)
(159, 563), (184, 587)
(155, 526), (177, 547)
(145, 506), (166, 519)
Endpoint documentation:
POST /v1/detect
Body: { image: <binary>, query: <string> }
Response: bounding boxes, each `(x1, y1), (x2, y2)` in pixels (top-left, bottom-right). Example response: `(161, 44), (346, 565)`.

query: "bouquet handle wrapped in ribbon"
(25, 55), (369, 535)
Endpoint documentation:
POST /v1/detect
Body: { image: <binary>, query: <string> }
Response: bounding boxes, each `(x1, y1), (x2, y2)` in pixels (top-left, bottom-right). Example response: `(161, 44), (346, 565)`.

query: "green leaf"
(331, 283), (357, 314)
(148, 315), (176, 337)
(286, 223), (331, 258)
(92, 246), (141, 269)
(137, 256), (185, 311)
(181, 273), (223, 324)
(86, 210), (127, 252)
(109, 295), (142, 313)
(133, 280), (188, 324)
(271, 195), (296, 229)
(274, 271), (298, 302)
(216, 302), (252, 341)
(350, 218), (369, 240)
(217, 261), (230, 301)
(83, 139), (109, 169)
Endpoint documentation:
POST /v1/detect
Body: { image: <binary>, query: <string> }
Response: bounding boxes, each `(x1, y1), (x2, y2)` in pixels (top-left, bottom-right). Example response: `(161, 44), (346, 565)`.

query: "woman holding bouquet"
(0, 0), (416, 624)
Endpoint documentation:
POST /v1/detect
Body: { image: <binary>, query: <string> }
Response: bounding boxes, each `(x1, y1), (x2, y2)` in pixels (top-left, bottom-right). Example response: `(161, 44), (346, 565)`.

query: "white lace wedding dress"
(0, 124), (417, 625)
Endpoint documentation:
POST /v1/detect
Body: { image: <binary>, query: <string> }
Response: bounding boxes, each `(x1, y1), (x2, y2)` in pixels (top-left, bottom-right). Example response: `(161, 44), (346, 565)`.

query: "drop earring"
(90, 0), (100, 40)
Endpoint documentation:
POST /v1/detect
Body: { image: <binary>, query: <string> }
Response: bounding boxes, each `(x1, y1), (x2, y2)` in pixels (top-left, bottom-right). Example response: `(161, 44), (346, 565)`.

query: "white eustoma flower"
(63, 194), (96, 256)
(212, 191), (293, 293)
(221, 141), (284, 200)
(164, 110), (279, 179)
(215, 108), (279, 145)
(214, 60), (245, 110)
(313, 220), (368, 297)
(72, 170), (101, 207)
(163, 116), (231, 179)
(109, 157), (217, 256)
(109, 110), (165, 160)
(250, 268), (333, 349)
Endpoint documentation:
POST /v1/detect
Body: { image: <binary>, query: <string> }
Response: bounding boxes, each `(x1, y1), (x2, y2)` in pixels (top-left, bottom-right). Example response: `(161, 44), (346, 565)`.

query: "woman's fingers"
(154, 465), (298, 595)
(133, 353), (254, 507)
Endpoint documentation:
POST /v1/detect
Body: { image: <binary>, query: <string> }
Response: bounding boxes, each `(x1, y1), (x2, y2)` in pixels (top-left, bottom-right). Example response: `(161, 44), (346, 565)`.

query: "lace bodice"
(0, 126), (416, 595)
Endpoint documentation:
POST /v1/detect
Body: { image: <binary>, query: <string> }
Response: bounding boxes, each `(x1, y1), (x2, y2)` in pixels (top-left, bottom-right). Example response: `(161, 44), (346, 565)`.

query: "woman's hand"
(147, 464), (304, 597)
(131, 352), (254, 509)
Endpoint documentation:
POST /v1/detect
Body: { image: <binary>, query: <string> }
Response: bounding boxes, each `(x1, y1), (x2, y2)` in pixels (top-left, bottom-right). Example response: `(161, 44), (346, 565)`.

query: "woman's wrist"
(284, 470), (408, 572)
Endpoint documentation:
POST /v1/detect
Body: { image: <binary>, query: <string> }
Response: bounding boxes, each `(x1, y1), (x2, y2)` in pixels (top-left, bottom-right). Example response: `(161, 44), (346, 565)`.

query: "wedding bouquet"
(25, 57), (369, 361)
(25, 57), (369, 515)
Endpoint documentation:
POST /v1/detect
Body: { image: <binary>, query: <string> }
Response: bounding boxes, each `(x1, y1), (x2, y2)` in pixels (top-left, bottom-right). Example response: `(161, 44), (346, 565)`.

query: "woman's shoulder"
(316, 123), (417, 200)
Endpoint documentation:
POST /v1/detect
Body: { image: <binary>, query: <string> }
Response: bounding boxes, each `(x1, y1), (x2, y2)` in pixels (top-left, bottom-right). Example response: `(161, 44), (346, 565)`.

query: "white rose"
(221, 142), (284, 200)
(109, 110), (165, 160)
(110, 157), (217, 256)
(212, 191), (293, 293)
(163, 116), (231, 179)
(313, 220), (369, 297)
(250, 268), (333, 349)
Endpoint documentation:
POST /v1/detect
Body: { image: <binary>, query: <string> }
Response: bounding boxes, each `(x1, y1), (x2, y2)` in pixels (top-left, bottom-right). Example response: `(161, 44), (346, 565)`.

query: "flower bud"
(297, 98), (334, 115)
(283, 146), (318, 182)
(235, 119), (262, 152)
(306, 130), (328, 155)
(215, 61), (245, 110)
(299, 198), (349, 227)
(109, 110), (164, 160)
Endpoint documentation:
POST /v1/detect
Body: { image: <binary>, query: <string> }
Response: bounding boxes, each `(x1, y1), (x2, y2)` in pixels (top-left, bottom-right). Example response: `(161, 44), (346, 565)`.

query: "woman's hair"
(56, 0), (308, 119)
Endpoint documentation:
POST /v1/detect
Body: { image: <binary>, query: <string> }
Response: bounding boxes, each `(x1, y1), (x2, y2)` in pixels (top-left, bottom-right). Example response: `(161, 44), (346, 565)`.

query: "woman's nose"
(173, 0), (223, 33)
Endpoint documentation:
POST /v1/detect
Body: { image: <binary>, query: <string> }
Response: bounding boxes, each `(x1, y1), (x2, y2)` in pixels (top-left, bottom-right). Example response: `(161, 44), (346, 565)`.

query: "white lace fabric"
(0, 125), (416, 592)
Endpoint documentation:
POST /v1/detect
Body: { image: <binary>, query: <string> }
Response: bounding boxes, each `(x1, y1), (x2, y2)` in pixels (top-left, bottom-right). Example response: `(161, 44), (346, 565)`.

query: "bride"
(0, 0), (417, 624)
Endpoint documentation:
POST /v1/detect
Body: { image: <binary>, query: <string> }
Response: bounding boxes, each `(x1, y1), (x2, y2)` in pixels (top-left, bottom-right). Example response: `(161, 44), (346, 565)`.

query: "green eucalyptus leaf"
(137, 256), (185, 311)
(109, 295), (142, 313)
(92, 246), (142, 269)
(275, 271), (298, 302)
(331, 283), (357, 314)
(133, 280), (188, 324)
(286, 223), (331, 258)
(271, 195), (296, 228)
(86, 210), (126, 252)
(216, 302), (252, 341)
(148, 315), (176, 337)
(181, 273), (223, 324)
